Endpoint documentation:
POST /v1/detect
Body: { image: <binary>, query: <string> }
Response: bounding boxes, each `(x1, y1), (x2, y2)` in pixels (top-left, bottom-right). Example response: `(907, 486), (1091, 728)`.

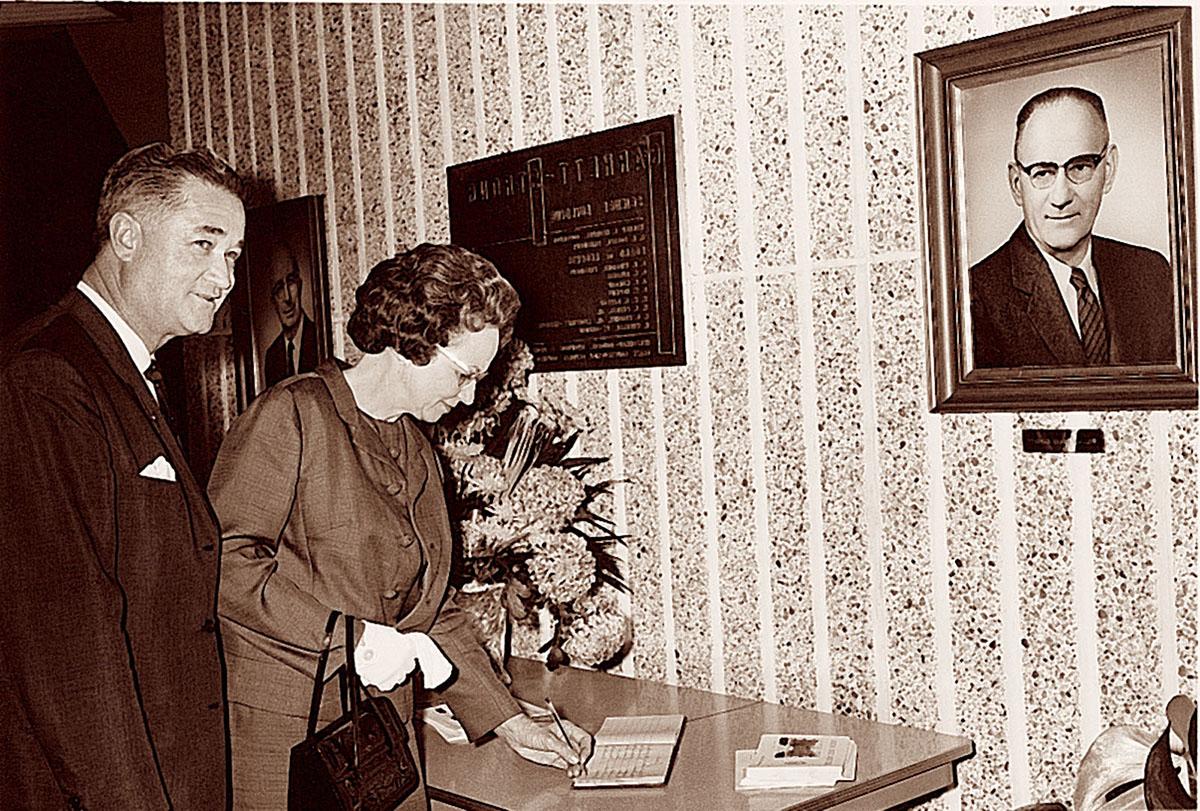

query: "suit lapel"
(400, 430), (450, 632)
(65, 291), (192, 463)
(301, 316), (318, 371)
(1091, 242), (1126, 363)
(1009, 227), (1087, 366)
(63, 290), (217, 543)
(401, 419), (431, 502)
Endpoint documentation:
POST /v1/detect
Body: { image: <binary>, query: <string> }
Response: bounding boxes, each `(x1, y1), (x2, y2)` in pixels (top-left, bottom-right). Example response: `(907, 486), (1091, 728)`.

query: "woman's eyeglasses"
(1013, 144), (1110, 190)
(436, 345), (487, 388)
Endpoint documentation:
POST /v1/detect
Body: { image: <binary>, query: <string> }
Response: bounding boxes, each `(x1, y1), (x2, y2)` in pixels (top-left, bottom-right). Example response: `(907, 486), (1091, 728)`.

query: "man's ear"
(1007, 162), (1024, 207)
(1101, 143), (1118, 194)
(108, 212), (141, 262)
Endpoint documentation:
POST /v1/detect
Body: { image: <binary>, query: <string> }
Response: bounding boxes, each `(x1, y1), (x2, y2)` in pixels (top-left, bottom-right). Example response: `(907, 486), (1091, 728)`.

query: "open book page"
(594, 714), (685, 746)
(574, 714), (685, 788)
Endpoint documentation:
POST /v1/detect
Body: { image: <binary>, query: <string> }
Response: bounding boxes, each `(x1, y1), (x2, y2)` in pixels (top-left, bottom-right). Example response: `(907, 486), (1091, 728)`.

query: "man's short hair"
(1014, 87), (1108, 160)
(94, 142), (245, 249)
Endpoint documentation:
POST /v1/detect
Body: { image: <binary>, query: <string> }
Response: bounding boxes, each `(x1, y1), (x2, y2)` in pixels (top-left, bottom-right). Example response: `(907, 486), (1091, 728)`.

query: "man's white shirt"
(1033, 242), (1103, 340)
(77, 281), (158, 401)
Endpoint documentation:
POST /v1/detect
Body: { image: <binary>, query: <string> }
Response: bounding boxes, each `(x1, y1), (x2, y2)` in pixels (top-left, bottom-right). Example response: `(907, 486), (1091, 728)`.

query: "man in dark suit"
(970, 86), (1175, 368)
(0, 143), (245, 808)
(262, 243), (317, 387)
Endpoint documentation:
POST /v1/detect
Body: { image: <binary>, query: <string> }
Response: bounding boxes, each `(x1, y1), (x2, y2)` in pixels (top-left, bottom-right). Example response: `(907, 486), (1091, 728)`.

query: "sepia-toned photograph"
(230, 195), (331, 410)
(917, 6), (1196, 411)
(3, 3), (1198, 810)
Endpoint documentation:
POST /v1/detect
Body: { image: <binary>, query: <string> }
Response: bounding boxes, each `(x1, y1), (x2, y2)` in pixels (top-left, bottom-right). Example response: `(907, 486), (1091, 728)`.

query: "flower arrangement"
(435, 339), (631, 671)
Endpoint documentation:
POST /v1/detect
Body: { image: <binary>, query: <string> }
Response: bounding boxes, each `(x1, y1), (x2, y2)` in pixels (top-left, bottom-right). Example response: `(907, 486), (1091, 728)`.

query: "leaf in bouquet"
(583, 477), (623, 494)
(565, 524), (628, 547)
(499, 404), (551, 499)
(558, 455), (609, 471)
(502, 583), (532, 621)
(573, 511), (621, 536)
(451, 492), (489, 520)
(598, 570), (630, 593)
(535, 431), (579, 466)
(592, 549), (628, 587)
(481, 398), (526, 457)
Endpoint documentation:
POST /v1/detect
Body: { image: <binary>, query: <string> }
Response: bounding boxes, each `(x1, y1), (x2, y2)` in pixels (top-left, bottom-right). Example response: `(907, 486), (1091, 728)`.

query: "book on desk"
(419, 703), (686, 789)
(573, 714), (686, 788)
(735, 733), (857, 790)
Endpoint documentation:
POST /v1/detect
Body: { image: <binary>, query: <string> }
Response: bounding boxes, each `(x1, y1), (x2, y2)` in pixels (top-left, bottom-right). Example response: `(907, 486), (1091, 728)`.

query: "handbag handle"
(344, 613), (362, 771)
(304, 610), (403, 770)
(305, 610), (344, 740)
(340, 617), (405, 765)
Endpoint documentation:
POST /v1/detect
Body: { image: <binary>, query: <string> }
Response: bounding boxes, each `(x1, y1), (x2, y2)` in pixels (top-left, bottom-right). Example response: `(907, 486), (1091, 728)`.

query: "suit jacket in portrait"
(0, 290), (227, 809)
(969, 224), (1175, 368)
(263, 313), (317, 388)
(208, 362), (519, 801)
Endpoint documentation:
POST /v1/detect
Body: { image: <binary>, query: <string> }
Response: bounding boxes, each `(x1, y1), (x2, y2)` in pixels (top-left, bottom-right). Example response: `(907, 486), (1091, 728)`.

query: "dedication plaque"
(447, 115), (685, 371)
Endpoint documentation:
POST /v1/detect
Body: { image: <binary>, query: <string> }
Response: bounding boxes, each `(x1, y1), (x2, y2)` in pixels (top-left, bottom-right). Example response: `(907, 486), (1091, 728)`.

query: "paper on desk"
(735, 750), (828, 794)
(594, 714), (684, 745)
(734, 738), (856, 792)
(418, 703), (469, 744)
(516, 697), (554, 721)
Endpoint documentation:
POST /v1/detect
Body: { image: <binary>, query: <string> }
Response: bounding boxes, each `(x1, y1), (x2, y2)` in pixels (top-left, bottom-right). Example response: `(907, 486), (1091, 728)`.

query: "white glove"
(354, 621), (454, 691)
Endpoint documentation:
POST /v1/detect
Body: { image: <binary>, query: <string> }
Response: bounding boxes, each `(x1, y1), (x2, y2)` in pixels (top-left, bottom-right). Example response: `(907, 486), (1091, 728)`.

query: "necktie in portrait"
(1070, 267), (1109, 364)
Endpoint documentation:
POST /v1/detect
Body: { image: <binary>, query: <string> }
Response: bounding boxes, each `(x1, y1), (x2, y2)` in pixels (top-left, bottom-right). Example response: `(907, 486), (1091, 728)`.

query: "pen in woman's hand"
(545, 697), (583, 768)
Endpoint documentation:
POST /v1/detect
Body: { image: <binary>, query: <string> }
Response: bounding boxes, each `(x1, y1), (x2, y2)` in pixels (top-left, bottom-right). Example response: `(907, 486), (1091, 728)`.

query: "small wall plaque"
(1021, 428), (1106, 453)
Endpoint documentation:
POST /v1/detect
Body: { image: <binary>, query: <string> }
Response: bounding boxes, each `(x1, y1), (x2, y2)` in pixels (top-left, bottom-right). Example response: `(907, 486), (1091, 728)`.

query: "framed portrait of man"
(229, 195), (332, 411)
(916, 6), (1196, 412)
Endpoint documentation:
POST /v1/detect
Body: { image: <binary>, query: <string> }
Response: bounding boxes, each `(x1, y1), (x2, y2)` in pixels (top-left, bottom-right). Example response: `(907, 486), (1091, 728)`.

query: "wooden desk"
(421, 658), (973, 811)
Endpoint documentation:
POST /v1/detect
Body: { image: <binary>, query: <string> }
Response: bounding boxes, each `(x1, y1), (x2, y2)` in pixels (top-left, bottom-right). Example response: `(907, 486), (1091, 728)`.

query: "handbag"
(287, 611), (420, 811)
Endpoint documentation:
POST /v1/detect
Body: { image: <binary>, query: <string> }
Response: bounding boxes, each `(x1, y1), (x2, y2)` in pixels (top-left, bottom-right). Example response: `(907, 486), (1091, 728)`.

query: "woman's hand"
(354, 621), (453, 690)
(495, 712), (594, 778)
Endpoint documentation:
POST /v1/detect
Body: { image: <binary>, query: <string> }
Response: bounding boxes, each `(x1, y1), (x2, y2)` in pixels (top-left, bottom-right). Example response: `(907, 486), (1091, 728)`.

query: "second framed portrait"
(916, 6), (1196, 411)
(229, 195), (333, 412)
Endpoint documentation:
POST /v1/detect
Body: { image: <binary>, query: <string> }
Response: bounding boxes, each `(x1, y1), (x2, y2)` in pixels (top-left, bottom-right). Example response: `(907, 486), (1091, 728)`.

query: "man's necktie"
(144, 361), (176, 433)
(1069, 267), (1109, 364)
(287, 340), (296, 376)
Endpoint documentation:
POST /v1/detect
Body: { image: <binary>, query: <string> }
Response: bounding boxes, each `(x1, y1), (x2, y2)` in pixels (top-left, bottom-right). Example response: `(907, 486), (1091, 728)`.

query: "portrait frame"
(228, 195), (333, 412)
(916, 6), (1196, 412)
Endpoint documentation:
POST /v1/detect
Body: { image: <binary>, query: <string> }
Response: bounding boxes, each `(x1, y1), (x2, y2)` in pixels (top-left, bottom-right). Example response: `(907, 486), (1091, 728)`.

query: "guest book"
(574, 713), (685, 788)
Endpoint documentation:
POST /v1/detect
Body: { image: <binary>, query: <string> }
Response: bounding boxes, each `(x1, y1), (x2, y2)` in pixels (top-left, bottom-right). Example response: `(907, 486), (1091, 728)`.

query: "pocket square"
(139, 455), (177, 482)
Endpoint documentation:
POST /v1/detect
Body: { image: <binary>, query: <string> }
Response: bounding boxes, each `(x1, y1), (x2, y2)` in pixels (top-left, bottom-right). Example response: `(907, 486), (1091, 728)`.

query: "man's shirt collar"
(289, 314), (305, 352)
(1031, 240), (1100, 338)
(76, 280), (157, 397)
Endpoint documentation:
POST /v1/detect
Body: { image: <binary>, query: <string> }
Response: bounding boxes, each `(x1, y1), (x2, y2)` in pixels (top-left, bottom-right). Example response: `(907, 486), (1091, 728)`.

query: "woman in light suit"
(209, 243), (591, 809)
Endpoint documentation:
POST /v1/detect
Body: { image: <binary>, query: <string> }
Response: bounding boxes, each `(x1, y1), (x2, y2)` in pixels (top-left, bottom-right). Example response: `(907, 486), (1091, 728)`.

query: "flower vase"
(458, 581), (511, 685)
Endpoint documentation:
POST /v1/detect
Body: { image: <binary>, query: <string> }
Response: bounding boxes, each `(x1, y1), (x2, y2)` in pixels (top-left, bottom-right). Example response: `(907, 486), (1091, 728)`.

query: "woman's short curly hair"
(347, 243), (521, 364)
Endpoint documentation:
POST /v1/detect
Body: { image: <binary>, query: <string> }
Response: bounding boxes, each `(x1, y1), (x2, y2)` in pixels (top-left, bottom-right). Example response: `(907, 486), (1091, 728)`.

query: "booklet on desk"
(735, 734), (857, 790)
(573, 714), (685, 788)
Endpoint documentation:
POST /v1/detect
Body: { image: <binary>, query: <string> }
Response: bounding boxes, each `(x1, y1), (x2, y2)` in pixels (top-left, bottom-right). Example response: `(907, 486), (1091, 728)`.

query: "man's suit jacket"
(970, 224), (1176, 368)
(0, 290), (227, 809)
(263, 314), (317, 388)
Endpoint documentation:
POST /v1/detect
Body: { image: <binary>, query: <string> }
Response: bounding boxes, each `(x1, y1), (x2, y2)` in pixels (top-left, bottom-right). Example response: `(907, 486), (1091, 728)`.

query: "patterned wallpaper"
(166, 4), (1197, 808)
